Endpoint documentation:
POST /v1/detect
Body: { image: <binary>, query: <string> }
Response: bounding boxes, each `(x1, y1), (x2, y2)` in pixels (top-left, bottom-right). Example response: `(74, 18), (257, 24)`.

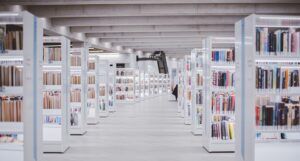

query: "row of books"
(255, 96), (300, 128)
(0, 65), (23, 87)
(116, 95), (134, 100)
(43, 47), (61, 63)
(116, 86), (134, 92)
(1, 26), (23, 51)
(196, 73), (203, 87)
(70, 107), (81, 126)
(88, 62), (95, 70)
(99, 86), (106, 96)
(44, 115), (61, 125)
(211, 92), (235, 114)
(43, 91), (61, 109)
(256, 66), (299, 90)
(87, 88), (95, 99)
(196, 106), (203, 125)
(99, 99), (106, 111)
(0, 96), (22, 122)
(116, 70), (134, 76)
(256, 28), (300, 55)
(116, 78), (134, 83)
(0, 134), (22, 144)
(88, 75), (95, 84)
(212, 70), (235, 87)
(196, 90), (203, 105)
(70, 89), (81, 102)
(70, 55), (81, 66)
(211, 50), (235, 62)
(71, 75), (81, 84)
(43, 72), (61, 85)
(211, 118), (235, 140)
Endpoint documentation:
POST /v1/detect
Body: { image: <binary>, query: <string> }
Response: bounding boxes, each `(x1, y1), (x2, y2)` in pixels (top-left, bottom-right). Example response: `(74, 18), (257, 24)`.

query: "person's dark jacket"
(172, 84), (178, 100)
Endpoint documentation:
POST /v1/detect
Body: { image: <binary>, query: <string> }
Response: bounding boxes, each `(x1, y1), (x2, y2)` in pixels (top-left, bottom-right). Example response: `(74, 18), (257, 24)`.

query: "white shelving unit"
(43, 36), (70, 152)
(149, 73), (154, 97)
(144, 73), (150, 98)
(86, 55), (99, 124)
(115, 68), (136, 103)
(154, 74), (159, 96)
(190, 48), (205, 135)
(235, 14), (300, 161)
(134, 70), (141, 102)
(98, 59), (109, 117)
(69, 46), (87, 135)
(202, 37), (235, 152)
(0, 11), (43, 161)
(177, 59), (184, 117)
(140, 72), (145, 100)
(108, 63), (116, 112)
(183, 55), (192, 125)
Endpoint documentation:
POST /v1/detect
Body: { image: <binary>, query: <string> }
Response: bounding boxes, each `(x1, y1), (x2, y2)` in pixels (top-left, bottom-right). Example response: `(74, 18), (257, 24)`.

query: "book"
(0, 96), (23, 122)
(211, 115), (234, 140)
(255, 96), (300, 129)
(211, 49), (235, 63)
(43, 72), (61, 85)
(43, 91), (61, 109)
(256, 27), (300, 56)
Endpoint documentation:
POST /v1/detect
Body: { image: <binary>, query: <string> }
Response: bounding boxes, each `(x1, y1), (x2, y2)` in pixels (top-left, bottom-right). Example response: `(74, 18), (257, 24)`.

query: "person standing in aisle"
(172, 84), (178, 101)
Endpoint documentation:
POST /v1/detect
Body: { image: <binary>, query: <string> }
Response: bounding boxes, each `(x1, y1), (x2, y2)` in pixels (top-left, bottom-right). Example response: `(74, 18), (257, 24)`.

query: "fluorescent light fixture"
(258, 16), (300, 20)
(0, 12), (19, 17)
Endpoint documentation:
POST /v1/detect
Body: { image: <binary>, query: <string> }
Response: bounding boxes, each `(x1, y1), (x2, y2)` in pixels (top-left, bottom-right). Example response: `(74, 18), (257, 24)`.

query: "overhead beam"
(3, 0), (300, 5)
(27, 4), (300, 18)
(99, 37), (204, 43)
(51, 16), (243, 26)
(70, 25), (234, 33)
(86, 31), (234, 38)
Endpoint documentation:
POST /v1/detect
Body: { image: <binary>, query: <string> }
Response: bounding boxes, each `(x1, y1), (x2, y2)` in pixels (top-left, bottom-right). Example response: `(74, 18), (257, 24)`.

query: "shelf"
(0, 122), (23, 134)
(256, 128), (300, 133)
(255, 89), (300, 96)
(0, 143), (23, 151)
(70, 102), (81, 107)
(211, 86), (235, 92)
(43, 85), (61, 91)
(43, 109), (61, 115)
(0, 86), (23, 95)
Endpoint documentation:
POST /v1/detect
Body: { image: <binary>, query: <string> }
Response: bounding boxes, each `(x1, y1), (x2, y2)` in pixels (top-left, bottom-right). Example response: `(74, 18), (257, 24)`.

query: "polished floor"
(44, 95), (235, 161)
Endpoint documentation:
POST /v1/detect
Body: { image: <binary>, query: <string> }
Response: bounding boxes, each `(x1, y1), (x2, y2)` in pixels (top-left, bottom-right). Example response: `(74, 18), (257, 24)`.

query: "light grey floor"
(44, 95), (235, 161)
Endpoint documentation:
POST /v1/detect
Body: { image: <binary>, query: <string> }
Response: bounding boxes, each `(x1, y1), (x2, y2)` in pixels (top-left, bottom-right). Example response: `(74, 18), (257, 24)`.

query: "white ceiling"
(1, 0), (300, 57)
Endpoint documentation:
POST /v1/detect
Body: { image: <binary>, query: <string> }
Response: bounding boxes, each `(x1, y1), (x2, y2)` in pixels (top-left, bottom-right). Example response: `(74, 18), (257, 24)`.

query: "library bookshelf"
(190, 48), (205, 135)
(86, 55), (99, 125)
(43, 36), (69, 152)
(144, 73), (150, 98)
(108, 63), (116, 112)
(98, 59), (109, 117)
(183, 55), (192, 125)
(69, 46), (87, 135)
(235, 14), (300, 161)
(134, 70), (141, 102)
(0, 11), (43, 161)
(177, 59), (184, 117)
(202, 37), (236, 152)
(140, 72), (145, 101)
(115, 68), (136, 103)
